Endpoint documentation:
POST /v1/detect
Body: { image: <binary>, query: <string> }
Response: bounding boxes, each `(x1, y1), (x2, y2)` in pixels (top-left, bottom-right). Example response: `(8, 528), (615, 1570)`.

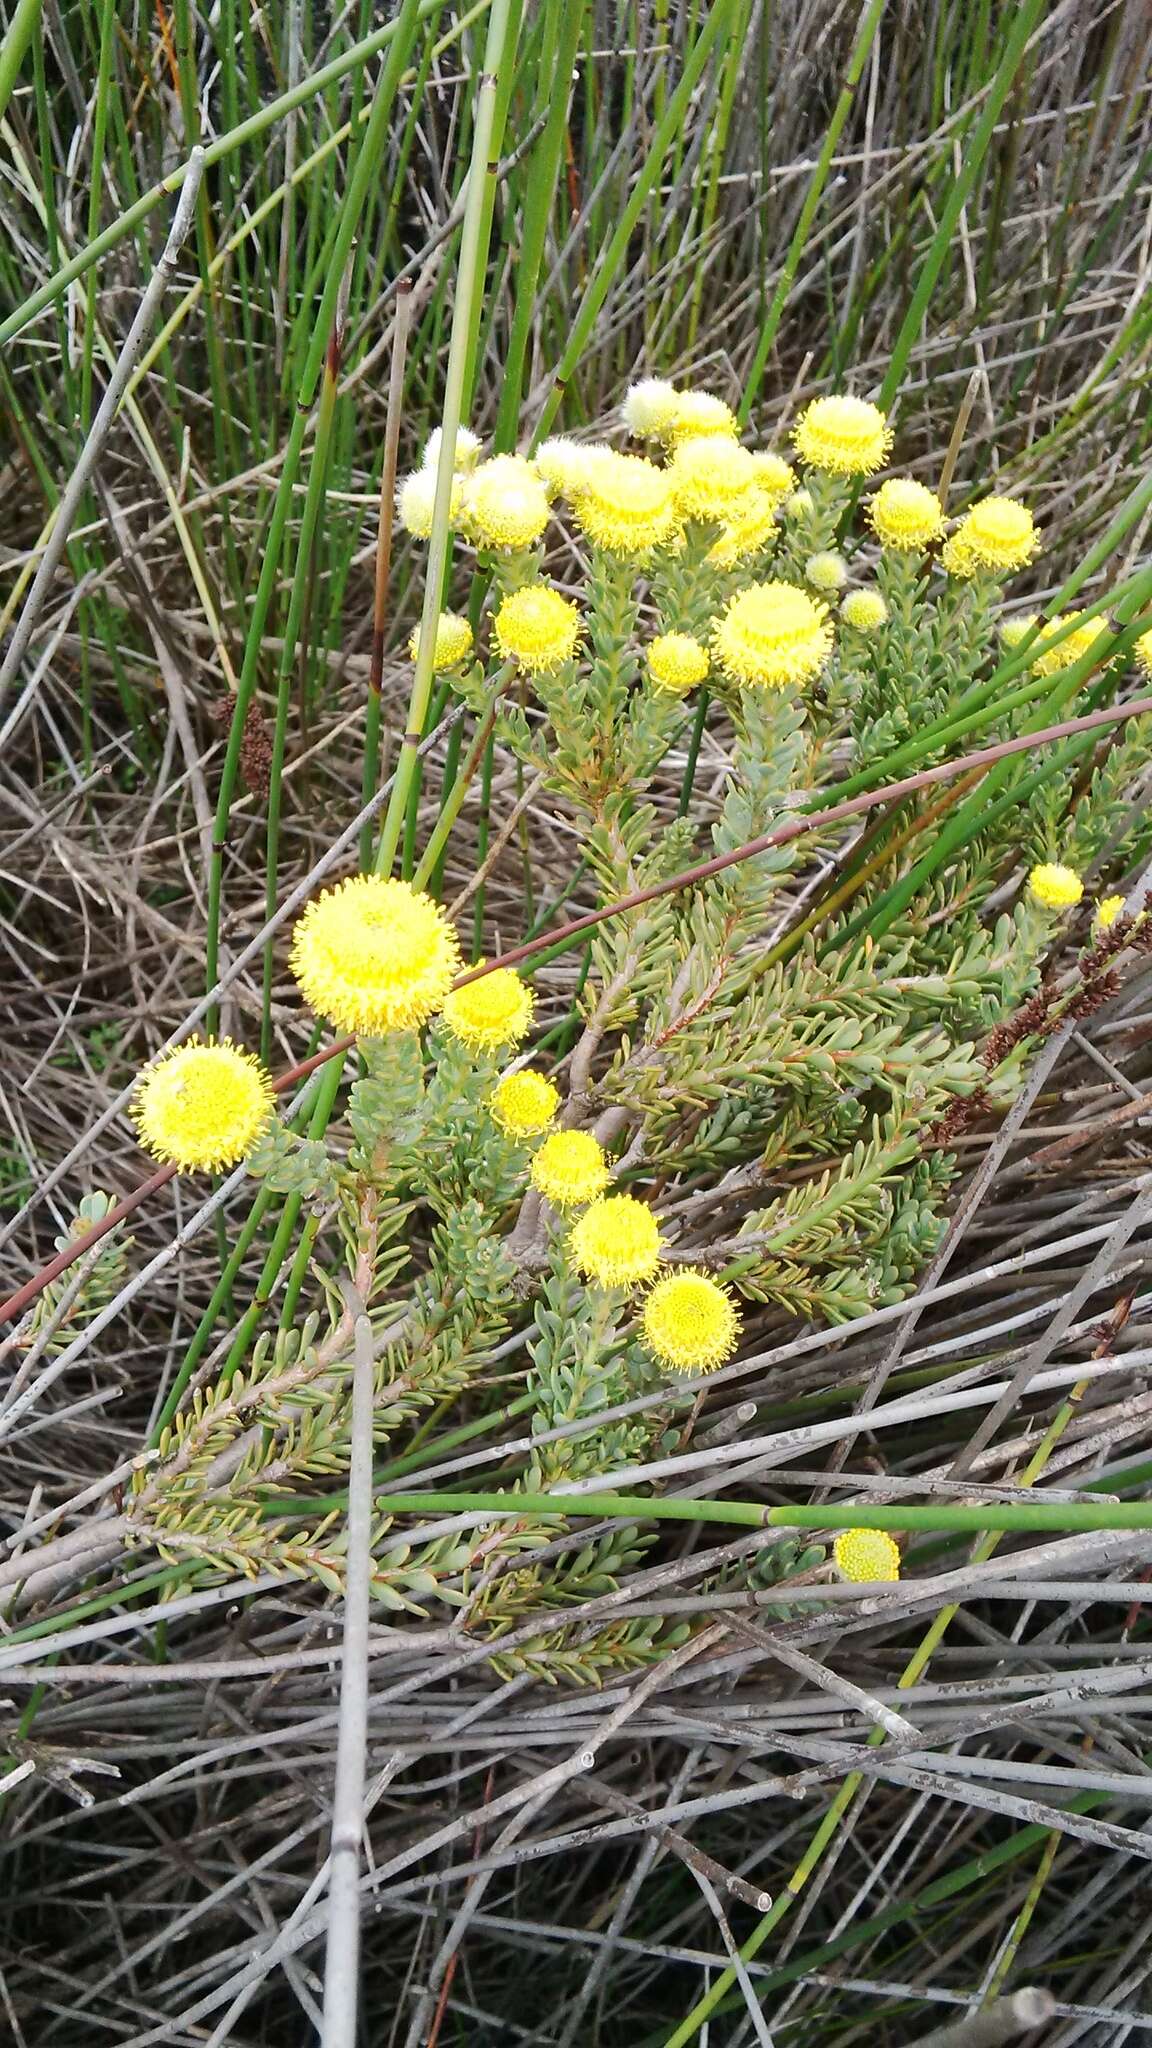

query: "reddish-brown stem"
(4, 685), (1150, 1329)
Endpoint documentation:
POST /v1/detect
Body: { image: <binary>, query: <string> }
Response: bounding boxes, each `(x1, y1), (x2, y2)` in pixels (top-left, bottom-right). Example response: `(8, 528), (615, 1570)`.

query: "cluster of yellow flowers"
(132, 871), (743, 1375)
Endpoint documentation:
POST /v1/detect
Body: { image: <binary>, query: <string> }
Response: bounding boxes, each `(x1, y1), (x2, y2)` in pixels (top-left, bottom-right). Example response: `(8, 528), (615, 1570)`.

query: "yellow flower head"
(621, 378), (680, 439)
(493, 584), (582, 674)
(1031, 610), (1110, 678)
(805, 549), (848, 594)
(647, 632), (710, 695)
(782, 486), (815, 521)
(534, 437), (611, 499)
(833, 1528), (901, 1583)
(663, 390), (738, 448)
(793, 394), (892, 477)
(441, 966), (534, 1052)
(397, 469), (464, 538)
(133, 1037), (273, 1172)
(465, 455), (551, 551)
(707, 488), (779, 569)
(714, 580), (833, 689)
(421, 425), (482, 474)
(1028, 862), (1083, 911)
(291, 874), (461, 1034)
(570, 1193), (662, 1287)
(942, 495), (1038, 577)
(841, 587), (889, 632)
(530, 1129), (611, 1209)
(669, 435), (756, 522)
(491, 1068), (560, 1136)
(748, 450), (796, 500)
(407, 611), (474, 673)
(1000, 613), (1038, 650)
(641, 1270), (741, 1372)
(571, 452), (681, 560)
(1095, 894), (1127, 930)
(1136, 628), (1152, 679)
(868, 477), (945, 551)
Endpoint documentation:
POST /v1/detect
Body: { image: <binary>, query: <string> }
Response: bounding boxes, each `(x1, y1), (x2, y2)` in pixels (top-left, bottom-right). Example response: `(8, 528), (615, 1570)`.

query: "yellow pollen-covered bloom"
(868, 477), (945, 551)
(840, 587), (889, 632)
(530, 1129), (611, 1209)
(669, 435), (756, 522)
(490, 1068), (560, 1137)
(707, 488), (779, 568)
(571, 452), (681, 560)
(441, 966), (534, 1051)
(622, 378), (681, 439)
(421, 425), (482, 473)
(833, 1529), (901, 1583)
(1136, 628), (1152, 678)
(1031, 610), (1110, 678)
(1028, 862), (1083, 911)
(663, 390), (738, 447)
(493, 584), (582, 674)
(407, 611), (474, 673)
(534, 438), (611, 499)
(570, 1194), (662, 1287)
(397, 469), (464, 538)
(291, 874), (460, 1034)
(943, 495), (1038, 577)
(748, 450), (796, 500)
(641, 1270), (741, 1372)
(714, 580), (833, 689)
(133, 1038), (273, 1172)
(793, 394), (892, 477)
(1096, 894), (1127, 930)
(465, 455), (551, 551)
(647, 632), (710, 695)
(805, 550), (848, 593)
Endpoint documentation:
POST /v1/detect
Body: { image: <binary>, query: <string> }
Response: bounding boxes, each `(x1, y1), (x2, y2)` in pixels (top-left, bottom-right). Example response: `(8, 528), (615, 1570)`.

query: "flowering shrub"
(119, 381), (1152, 1680)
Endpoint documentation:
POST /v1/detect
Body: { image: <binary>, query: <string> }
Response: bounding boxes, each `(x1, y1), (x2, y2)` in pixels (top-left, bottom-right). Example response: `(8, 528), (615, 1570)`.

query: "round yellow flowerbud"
(805, 550), (848, 594)
(1000, 614), (1038, 650)
(493, 584), (582, 674)
(490, 1068), (560, 1137)
(668, 435), (756, 522)
(793, 394), (892, 477)
(465, 455), (551, 551)
(571, 452), (681, 560)
(1031, 610), (1110, 678)
(569, 1193), (662, 1288)
(530, 1129), (611, 1209)
(647, 632), (710, 695)
(621, 379), (680, 439)
(713, 580), (833, 689)
(833, 1528), (901, 1583)
(783, 487), (815, 521)
(707, 488), (779, 569)
(133, 1038), (274, 1173)
(641, 1270), (741, 1372)
(441, 966), (534, 1051)
(840, 587), (889, 632)
(397, 469), (464, 538)
(1095, 894), (1127, 930)
(868, 477), (945, 551)
(942, 495), (1038, 577)
(1136, 628), (1152, 679)
(534, 438), (611, 499)
(421, 425), (482, 473)
(407, 611), (474, 673)
(1028, 862), (1083, 911)
(748, 451), (796, 500)
(291, 874), (460, 1035)
(664, 390), (738, 447)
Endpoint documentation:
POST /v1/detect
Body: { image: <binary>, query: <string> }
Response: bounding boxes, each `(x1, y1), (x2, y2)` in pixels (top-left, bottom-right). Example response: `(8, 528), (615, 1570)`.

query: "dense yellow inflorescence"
(291, 876), (461, 1035)
(133, 1039), (274, 1173)
(441, 967), (534, 1052)
(641, 1271), (741, 1372)
(490, 1069), (561, 1137)
(569, 1194), (663, 1287)
(713, 581), (833, 688)
(1028, 863), (1083, 911)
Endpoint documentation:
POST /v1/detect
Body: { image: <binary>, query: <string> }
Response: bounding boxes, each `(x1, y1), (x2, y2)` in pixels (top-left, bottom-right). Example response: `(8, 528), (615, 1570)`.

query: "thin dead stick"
(6, 686), (1152, 1331)
(0, 149), (205, 709)
(318, 1283), (376, 2048)
(910, 1988), (1056, 2048)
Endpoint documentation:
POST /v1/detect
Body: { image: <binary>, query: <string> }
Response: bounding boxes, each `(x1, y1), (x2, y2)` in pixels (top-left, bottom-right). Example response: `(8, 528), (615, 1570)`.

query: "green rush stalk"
(0, 0), (42, 132)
